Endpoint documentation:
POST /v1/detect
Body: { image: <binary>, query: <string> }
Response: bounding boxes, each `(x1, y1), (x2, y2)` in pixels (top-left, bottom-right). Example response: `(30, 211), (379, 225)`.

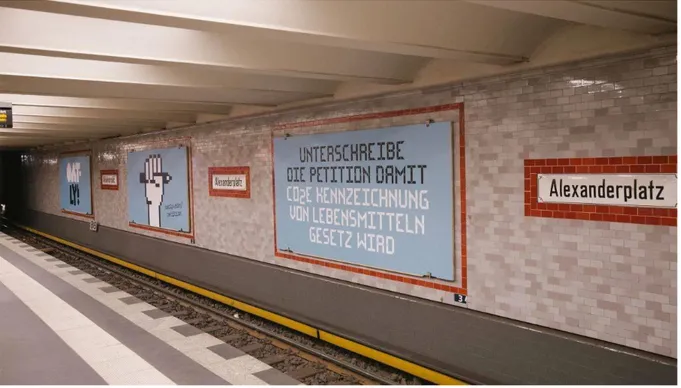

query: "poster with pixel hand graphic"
(127, 146), (190, 233)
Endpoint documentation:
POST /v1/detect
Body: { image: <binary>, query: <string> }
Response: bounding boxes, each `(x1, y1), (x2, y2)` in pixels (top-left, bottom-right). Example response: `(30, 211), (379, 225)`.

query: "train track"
(7, 226), (429, 386)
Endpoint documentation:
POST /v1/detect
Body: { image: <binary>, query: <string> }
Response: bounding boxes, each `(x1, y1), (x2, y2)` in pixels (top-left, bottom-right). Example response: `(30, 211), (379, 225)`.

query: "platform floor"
(0, 232), (302, 385)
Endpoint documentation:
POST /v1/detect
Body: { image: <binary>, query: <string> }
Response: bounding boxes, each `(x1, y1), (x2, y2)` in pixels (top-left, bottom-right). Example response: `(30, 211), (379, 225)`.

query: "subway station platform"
(0, 232), (301, 385)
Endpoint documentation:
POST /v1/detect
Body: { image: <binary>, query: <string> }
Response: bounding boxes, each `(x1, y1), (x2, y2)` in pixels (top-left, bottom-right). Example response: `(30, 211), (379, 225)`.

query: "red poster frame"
(270, 103), (468, 296)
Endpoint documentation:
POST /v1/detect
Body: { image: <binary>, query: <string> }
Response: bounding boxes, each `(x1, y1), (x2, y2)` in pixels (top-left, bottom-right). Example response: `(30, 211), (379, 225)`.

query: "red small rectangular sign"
(208, 166), (250, 198)
(100, 169), (119, 190)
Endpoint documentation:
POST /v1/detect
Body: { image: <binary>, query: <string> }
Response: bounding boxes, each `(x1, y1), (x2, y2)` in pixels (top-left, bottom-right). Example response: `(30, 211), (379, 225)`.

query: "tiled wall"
(21, 45), (677, 357)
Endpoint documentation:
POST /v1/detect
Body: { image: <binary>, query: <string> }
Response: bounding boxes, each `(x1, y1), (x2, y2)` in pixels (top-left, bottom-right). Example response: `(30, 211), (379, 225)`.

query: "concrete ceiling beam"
(465, 0), (676, 35)
(0, 128), (107, 138)
(0, 94), (235, 115)
(12, 105), (197, 123)
(0, 6), (426, 84)
(0, 52), (338, 96)
(12, 114), (167, 128)
(0, 1), (538, 64)
(0, 75), (315, 105)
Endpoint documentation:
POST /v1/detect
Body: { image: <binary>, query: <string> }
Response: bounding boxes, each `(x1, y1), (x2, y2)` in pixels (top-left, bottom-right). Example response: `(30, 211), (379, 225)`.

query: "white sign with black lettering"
(212, 174), (247, 191)
(101, 173), (118, 186)
(538, 174), (677, 208)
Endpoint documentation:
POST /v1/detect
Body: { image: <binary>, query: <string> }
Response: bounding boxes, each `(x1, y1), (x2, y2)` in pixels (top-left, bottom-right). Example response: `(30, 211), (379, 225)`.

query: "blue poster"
(274, 122), (455, 280)
(127, 146), (191, 233)
(59, 155), (93, 215)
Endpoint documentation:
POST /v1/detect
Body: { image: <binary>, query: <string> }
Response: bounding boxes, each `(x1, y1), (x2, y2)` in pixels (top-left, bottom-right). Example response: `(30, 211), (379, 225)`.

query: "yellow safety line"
(16, 224), (467, 385)
(19, 225), (317, 337)
(319, 331), (467, 386)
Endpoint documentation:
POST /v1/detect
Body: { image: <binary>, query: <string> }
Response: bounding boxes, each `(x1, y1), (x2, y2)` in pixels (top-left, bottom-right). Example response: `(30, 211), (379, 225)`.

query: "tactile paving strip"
(0, 233), (303, 386)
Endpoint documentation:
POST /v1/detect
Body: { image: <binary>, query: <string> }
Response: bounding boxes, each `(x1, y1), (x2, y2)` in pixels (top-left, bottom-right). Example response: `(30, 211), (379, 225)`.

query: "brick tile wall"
(21, 45), (677, 357)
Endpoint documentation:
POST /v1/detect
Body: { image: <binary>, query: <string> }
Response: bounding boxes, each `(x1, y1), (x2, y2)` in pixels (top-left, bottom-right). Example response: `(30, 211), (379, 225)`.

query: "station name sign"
(100, 169), (119, 190)
(213, 174), (246, 190)
(538, 174), (677, 208)
(208, 166), (250, 198)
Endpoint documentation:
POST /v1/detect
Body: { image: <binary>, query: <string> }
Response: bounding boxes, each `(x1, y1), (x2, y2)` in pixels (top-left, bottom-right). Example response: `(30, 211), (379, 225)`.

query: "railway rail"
(6, 225), (430, 386)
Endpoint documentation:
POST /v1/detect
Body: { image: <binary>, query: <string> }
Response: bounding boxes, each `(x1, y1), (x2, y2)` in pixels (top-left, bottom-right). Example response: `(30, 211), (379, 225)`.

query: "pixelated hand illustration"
(139, 154), (172, 227)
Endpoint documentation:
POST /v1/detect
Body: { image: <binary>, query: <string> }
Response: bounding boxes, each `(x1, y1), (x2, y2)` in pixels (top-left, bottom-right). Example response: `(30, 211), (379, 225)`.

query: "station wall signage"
(127, 146), (191, 233)
(273, 122), (455, 280)
(208, 166), (250, 198)
(59, 153), (93, 217)
(537, 174), (677, 208)
(100, 169), (119, 190)
(525, 156), (677, 226)
(0, 104), (12, 128)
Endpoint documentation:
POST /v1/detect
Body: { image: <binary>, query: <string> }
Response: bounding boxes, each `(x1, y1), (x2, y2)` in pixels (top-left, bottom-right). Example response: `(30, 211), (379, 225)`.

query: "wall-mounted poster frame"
(100, 169), (119, 190)
(59, 149), (94, 219)
(208, 166), (251, 198)
(126, 138), (195, 240)
(271, 103), (468, 299)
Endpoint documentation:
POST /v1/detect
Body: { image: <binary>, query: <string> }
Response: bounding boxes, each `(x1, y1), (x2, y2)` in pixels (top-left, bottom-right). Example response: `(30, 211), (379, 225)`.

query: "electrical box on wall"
(0, 103), (12, 128)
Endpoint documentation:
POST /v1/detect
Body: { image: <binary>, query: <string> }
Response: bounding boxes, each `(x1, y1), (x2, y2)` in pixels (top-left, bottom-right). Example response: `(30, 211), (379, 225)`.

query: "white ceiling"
(0, 0), (675, 148)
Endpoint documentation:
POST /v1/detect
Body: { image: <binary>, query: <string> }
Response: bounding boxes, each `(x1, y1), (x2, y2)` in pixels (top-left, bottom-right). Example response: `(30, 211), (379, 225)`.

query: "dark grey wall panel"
(15, 209), (677, 385)
(0, 151), (27, 217)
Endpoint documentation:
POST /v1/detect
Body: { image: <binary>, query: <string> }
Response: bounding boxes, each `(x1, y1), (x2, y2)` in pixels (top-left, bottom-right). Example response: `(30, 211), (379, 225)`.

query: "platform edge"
(15, 223), (469, 386)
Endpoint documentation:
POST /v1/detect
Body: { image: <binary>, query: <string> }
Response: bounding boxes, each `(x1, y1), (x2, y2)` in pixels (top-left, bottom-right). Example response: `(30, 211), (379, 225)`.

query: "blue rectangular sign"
(273, 122), (455, 280)
(127, 146), (191, 233)
(59, 154), (93, 215)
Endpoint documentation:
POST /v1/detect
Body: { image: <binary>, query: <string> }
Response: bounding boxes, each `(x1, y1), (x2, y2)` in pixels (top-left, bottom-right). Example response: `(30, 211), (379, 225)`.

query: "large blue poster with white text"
(127, 146), (190, 233)
(274, 122), (455, 280)
(59, 155), (93, 215)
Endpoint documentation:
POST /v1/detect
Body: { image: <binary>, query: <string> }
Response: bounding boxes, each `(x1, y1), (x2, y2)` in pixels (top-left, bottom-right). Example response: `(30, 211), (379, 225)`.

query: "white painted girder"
(13, 122), (129, 135)
(579, 0), (677, 23)
(0, 137), (64, 148)
(0, 132), (86, 145)
(12, 127), (135, 140)
(0, 52), (338, 96)
(0, 75), (317, 105)
(0, 0), (674, 149)
(0, 0), (544, 64)
(12, 115), (168, 128)
(465, 0), (676, 34)
(13, 105), (197, 123)
(0, 7), (426, 84)
(195, 114), (231, 124)
(0, 95), (235, 115)
(13, 121), (143, 133)
(0, 137), (56, 143)
(0, 128), (101, 138)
